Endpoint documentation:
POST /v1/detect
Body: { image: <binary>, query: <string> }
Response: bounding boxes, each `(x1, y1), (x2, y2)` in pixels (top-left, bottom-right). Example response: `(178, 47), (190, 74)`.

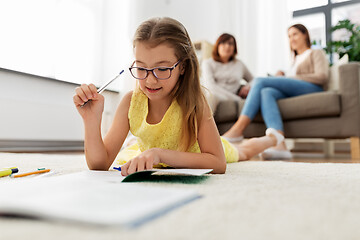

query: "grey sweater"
(202, 58), (253, 104)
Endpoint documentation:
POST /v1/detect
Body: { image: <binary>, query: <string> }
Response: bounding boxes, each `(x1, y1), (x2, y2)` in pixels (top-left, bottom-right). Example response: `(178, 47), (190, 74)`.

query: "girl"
(73, 17), (283, 176)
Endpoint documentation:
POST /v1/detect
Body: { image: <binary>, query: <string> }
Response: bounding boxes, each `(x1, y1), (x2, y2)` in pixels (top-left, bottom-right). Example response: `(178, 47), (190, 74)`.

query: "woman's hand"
(275, 70), (285, 76)
(73, 84), (104, 121)
(121, 148), (161, 176)
(238, 85), (251, 98)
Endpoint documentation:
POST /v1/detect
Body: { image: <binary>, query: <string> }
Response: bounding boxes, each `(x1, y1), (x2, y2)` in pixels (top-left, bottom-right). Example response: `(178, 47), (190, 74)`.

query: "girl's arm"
(121, 103), (227, 175)
(101, 91), (132, 169)
(74, 85), (132, 170)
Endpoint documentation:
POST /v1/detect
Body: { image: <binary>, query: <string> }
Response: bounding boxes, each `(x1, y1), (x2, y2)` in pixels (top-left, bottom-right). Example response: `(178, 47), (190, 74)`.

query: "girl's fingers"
(145, 160), (153, 170)
(74, 84), (99, 105)
(121, 161), (131, 176)
(73, 95), (85, 107)
(137, 160), (145, 172)
(81, 84), (94, 101)
(75, 86), (88, 103)
(121, 156), (154, 176)
(126, 159), (138, 175)
(88, 84), (98, 98)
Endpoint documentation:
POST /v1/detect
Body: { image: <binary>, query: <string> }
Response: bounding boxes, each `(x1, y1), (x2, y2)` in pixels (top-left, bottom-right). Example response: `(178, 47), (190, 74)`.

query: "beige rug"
(0, 152), (360, 240)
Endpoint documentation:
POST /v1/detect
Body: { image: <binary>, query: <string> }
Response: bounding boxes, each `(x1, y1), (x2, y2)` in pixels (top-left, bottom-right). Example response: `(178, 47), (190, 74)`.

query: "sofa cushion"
(236, 91), (341, 122)
(278, 91), (341, 120)
(214, 100), (238, 123)
(215, 91), (341, 123)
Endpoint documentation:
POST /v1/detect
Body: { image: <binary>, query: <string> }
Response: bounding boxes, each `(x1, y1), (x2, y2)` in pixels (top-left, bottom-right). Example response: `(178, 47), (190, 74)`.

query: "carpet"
(0, 152), (360, 240)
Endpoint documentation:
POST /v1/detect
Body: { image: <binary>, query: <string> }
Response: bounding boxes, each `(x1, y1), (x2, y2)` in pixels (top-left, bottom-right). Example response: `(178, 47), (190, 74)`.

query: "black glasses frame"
(129, 60), (181, 80)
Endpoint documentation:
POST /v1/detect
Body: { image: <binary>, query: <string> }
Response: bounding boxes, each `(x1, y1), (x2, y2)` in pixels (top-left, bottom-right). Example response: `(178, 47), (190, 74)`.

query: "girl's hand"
(73, 84), (104, 121)
(121, 148), (161, 176)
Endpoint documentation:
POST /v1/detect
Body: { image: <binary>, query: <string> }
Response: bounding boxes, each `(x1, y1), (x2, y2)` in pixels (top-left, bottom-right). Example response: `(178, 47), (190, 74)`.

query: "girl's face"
(288, 27), (307, 51)
(218, 38), (235, 62)
(133, 42), (182, 102)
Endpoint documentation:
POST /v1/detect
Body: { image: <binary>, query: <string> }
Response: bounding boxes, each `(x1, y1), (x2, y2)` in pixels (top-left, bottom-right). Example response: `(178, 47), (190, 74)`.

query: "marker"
(12, 169), (50, 178)
(81, 70), (124, 107)
(113, 166), (122, 171)
(0, 167), (18, 178)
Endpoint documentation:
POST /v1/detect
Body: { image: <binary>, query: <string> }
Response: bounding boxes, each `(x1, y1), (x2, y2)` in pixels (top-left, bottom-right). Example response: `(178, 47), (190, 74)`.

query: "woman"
(222, 24), (329, 160)
(202, 33), (253, 113)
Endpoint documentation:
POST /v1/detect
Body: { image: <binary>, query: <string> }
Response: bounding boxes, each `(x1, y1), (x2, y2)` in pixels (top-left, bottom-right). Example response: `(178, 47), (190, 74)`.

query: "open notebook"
(75, 168), (213, 183)
(0, 169), (211, 227)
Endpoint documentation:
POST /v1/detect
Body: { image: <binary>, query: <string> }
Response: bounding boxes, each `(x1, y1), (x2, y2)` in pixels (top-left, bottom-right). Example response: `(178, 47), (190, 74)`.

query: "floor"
(1, 151), (360, 240)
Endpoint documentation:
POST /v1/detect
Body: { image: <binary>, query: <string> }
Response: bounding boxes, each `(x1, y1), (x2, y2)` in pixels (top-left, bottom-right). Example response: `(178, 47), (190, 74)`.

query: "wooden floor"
(253, 152), (357, 163)
(291, 150), (357, 163)
(250, 157), (356, 163)
(289, 157), (356, 163)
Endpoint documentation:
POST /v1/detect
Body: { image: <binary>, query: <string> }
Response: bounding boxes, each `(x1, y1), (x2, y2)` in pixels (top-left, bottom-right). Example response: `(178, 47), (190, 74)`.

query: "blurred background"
(0, 0), (359, 151)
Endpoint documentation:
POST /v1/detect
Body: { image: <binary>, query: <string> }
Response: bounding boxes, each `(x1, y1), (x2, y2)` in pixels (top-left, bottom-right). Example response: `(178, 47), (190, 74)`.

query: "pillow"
(327, 54), (349, 91)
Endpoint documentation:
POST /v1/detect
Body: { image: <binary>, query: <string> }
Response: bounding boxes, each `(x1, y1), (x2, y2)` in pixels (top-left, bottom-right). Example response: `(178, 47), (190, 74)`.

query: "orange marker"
(12, 169), (50, 178)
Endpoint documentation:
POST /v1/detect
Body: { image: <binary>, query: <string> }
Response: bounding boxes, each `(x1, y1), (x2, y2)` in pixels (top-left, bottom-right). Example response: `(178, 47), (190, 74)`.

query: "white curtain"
(126, 0), (291, 77)
(234, 0), (291, 76)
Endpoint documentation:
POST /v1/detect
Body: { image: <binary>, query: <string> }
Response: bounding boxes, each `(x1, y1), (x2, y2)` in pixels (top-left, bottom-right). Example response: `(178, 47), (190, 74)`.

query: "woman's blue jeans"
(241, 77), (323, 132)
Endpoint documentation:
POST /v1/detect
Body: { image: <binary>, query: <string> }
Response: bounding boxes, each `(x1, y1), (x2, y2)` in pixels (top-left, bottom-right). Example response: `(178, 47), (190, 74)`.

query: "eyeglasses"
(129, 60), (181, 80)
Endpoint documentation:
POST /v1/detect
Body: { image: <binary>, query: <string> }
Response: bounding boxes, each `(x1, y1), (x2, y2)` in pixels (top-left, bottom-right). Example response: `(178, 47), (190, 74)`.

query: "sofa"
(214, 62), (360, 159)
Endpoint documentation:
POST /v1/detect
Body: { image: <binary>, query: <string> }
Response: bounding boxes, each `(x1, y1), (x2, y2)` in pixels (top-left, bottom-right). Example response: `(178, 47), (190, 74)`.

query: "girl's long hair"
(133, 17), (207, 152)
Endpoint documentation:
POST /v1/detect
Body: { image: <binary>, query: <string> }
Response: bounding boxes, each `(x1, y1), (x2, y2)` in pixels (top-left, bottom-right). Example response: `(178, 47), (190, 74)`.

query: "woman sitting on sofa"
(222, 24), (329, 160)
(202, 33), (253, 113)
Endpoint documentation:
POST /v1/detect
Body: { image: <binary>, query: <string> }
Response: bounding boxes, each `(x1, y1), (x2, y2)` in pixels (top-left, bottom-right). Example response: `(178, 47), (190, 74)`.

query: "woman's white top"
(286, 49), (312, 76)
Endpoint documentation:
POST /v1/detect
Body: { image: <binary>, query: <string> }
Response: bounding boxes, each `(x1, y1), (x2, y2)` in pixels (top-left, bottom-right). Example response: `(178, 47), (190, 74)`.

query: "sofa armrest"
(339, 62), (360, 94)
(338, 62), (360, 137)
(338, 63), (360, 110)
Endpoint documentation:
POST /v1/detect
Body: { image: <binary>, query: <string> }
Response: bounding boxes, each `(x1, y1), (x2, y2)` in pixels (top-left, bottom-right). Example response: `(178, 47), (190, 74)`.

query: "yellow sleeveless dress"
(116, 90), (239, 165)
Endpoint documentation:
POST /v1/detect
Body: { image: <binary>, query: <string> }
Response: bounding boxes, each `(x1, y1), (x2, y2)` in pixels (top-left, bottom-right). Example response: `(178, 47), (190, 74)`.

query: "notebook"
(0, 170), (204, 227)
(69, 168), (213, 183)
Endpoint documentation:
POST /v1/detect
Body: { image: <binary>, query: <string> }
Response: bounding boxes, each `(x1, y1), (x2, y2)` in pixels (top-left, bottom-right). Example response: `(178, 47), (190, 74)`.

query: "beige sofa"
(214, 62), (360, 159)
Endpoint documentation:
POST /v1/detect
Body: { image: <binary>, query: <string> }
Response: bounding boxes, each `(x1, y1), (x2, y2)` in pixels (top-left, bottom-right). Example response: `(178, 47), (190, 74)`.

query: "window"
(332, 3), (360, 26)
(331, 0), (352, 3)
(332, 3), (360, 42)
(288, 0), (328, 12)
(290, 13), (326, 47)
(290, 0), (360, 62)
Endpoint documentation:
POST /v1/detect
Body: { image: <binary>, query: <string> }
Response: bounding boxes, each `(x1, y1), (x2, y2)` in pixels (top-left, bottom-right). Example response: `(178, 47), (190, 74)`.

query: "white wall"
(0, 68), (120, 142)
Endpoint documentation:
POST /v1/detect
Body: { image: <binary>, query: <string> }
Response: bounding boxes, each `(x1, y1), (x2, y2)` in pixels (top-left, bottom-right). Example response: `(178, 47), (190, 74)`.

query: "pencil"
(12, 169), (50, 178)
(80, 70), (124, 108)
